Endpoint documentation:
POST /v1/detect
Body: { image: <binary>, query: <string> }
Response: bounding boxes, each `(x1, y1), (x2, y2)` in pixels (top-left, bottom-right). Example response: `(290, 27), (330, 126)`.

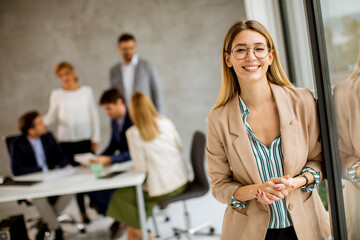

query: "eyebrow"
(233, 42), (266, 47)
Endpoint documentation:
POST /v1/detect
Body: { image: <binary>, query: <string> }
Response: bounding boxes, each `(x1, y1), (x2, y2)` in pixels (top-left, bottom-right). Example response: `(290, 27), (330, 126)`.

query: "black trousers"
(60, 140), (92, 213)
(265, 226), (298, 240)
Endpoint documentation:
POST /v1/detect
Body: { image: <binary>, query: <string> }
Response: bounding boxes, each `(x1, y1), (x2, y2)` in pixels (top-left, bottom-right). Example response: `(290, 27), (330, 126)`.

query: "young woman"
(106, 91), (188, 240)
(44, 61), (100, 223)
(206, 20), (330, 240)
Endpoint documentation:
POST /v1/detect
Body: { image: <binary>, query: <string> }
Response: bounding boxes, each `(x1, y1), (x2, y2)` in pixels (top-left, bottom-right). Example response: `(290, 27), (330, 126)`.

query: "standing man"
(109, 33), (164, 113)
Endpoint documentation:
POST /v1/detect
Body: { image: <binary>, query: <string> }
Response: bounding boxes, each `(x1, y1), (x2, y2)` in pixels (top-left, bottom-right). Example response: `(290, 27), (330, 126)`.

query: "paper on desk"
(43, 167), (78, 181)
(106, 161), (134, 173)
(74, 152), (96, 166)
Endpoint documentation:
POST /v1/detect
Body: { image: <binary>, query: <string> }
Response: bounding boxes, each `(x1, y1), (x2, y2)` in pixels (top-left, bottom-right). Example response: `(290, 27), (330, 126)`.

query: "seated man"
(88, 88), (133, 238)
(92, 88), (133, 165)
(10, 111), (70, 240)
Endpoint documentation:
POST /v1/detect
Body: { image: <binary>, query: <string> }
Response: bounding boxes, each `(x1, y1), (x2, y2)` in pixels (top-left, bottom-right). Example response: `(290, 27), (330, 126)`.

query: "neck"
(239, 79), (273, 109)
(27, 134), (39, 140)
(63, 82), (79, 90)
(117, 105), (126, 121)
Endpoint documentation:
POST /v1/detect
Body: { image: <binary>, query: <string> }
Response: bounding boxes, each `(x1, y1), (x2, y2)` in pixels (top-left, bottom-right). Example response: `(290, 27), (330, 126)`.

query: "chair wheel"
(209, 227), (215, 235)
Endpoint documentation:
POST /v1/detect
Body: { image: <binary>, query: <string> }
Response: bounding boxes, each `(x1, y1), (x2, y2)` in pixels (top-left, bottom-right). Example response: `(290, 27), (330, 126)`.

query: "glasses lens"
(254, 45), (269, 59)
(232, 47), (247, 60)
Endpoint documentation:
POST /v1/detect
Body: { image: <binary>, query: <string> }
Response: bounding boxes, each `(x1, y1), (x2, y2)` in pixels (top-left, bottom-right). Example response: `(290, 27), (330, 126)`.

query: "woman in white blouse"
(106, 91), (188, 240)
(44, 61), (100, 223)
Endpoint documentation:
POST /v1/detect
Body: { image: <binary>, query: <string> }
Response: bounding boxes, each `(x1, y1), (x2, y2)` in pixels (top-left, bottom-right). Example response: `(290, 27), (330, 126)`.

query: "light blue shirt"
(27, 137), (48, 172)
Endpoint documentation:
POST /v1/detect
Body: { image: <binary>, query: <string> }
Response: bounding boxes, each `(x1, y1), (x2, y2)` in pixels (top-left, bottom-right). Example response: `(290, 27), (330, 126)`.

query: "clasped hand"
(256, 176), (294, 205)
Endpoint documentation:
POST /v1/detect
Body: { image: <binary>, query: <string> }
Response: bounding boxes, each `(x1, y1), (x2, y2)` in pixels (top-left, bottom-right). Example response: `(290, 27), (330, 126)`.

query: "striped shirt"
(231, 96), (320, 229)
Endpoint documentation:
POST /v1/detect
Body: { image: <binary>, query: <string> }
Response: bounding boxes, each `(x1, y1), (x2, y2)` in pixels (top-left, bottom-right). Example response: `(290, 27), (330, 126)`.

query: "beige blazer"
(333, 76), (360, 239)
(206, 83), (330, 240)
(126, 117), (188, 197)
(333, 76), (360, 178)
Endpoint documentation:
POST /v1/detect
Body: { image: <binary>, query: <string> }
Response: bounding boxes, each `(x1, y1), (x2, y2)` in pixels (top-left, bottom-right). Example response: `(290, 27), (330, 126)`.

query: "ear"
(224, 52), (233, 68)
(268, 49), (274, 65)
(28, 128), (35, 136)
(116, 98), (123, 106)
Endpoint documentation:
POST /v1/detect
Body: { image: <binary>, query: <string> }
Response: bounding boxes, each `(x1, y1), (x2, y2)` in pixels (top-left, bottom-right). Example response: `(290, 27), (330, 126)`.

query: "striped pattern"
(300, 168), (320, 192)
(348, 161), (360, 185)
(239, 96), (292, 229)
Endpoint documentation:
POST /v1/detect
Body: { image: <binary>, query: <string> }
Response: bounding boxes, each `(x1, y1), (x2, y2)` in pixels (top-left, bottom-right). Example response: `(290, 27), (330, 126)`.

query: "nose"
(245, 49), (257, 61)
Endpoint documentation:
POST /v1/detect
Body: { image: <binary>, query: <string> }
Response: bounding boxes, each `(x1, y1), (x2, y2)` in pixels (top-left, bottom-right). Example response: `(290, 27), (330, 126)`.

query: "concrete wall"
(0, 0), (246, 176)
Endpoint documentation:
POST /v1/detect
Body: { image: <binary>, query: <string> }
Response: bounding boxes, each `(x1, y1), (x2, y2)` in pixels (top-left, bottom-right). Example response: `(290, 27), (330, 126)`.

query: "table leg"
(135, 184), (148, 240)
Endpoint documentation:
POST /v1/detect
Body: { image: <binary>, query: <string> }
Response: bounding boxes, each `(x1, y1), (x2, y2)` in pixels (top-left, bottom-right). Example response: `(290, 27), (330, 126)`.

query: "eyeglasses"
(231, 45), (270, 60)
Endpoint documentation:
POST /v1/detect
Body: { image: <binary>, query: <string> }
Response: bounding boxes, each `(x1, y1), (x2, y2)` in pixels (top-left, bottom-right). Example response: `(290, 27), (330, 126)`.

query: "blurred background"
(0, 0), (359, 239)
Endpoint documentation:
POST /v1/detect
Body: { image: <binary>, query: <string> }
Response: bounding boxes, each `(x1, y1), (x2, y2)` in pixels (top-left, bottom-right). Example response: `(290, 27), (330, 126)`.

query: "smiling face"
(57, 67), (76, 86)
(225, 30), (273, 86)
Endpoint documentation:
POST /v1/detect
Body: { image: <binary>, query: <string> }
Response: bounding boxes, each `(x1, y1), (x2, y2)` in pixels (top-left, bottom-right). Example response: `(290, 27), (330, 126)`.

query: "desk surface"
(0, 162), (146, 203)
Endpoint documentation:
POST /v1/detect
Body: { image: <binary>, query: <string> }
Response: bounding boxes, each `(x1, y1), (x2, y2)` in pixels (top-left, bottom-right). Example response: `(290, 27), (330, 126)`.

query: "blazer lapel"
(270, 83), (298, 176)
(228, 95), (263, 184)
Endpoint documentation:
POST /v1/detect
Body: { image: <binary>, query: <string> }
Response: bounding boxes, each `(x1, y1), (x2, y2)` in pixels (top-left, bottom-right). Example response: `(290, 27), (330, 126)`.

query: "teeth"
(245, 66), (258, 70)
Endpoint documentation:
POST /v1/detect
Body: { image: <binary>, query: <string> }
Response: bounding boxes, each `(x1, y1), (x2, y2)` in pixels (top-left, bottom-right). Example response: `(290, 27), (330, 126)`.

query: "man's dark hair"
(118, 33), (136, 45)
(18, 111), (40, 135)
(100, 88), (125, 105)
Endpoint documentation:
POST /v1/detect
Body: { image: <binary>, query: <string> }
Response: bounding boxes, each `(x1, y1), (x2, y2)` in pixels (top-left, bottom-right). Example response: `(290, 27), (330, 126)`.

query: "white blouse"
(43, 85), (100, 143)
(126, 117), (189, 197)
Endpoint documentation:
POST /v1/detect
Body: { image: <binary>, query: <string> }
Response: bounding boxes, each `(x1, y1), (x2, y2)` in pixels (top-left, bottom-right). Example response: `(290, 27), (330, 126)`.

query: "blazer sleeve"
(303, 90), (325, 181)
(333, 85), (359, 179)
(88, 87), (101, 143)
(101, 122), (118, 156)
(126, 129), (147, 173)
(43, 90), (58, 126)
(206, 116), (242, 205)
(10, 140), (41, 176)
(109, 65), (117, 88)
(168, 119), (183, 151)
(148, 62), (165, 114)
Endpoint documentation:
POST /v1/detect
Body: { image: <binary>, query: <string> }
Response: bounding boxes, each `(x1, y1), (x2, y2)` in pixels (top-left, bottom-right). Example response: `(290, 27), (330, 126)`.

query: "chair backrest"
(3, 135), (19, 157)
(190, 131), (209, 193)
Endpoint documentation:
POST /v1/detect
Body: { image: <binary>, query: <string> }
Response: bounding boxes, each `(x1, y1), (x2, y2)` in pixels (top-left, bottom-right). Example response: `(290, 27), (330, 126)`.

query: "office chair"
(2, 135), (86, 237)
(152, 131), (216, 239)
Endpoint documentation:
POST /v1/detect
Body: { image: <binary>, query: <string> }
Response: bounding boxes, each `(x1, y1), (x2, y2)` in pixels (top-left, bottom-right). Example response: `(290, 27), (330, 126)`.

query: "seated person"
(10, 111), (71, 240)
(87, 88), (133, 238)
(91, 88), (133, 165)
(106, 92), (189, 240)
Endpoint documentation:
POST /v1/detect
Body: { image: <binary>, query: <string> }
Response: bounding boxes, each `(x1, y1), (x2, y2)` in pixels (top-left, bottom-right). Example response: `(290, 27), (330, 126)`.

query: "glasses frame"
(230, 45), (271, 60)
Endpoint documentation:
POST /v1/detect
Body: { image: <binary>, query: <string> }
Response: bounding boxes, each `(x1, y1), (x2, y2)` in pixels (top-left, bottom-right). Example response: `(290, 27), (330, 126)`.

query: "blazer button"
(288, 203), (294, 211)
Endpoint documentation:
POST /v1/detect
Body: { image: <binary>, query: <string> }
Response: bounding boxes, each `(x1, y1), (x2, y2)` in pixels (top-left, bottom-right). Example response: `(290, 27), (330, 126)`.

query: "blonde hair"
(129, 91), (160, 141)
(214, 20), (293, 109)
(347, 41), (360, 81)
(55, 61), (79, 82)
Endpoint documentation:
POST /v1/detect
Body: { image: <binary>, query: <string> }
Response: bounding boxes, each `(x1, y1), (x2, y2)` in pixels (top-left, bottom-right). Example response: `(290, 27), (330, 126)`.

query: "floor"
(0, 191), (225, 240)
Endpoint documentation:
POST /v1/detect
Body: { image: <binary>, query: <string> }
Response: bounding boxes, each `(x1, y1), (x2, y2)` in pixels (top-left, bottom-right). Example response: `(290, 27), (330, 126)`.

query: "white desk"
(0, 163), (149, 240)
